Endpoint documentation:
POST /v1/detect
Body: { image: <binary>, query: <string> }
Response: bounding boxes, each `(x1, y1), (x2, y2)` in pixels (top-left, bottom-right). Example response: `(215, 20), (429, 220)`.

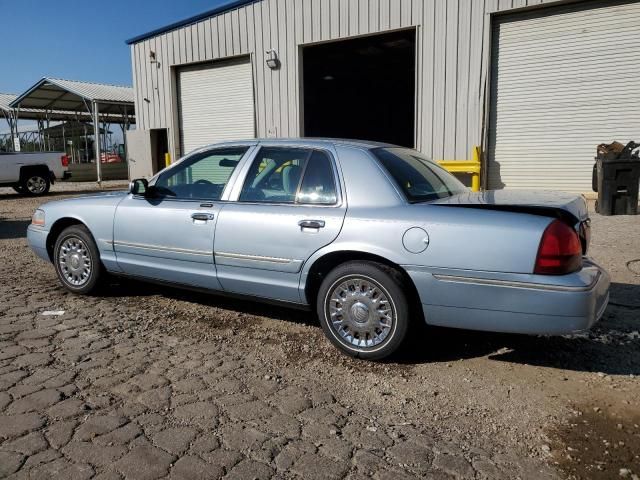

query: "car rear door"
(213, 144), (347, 303)
(113, 145), (254, 289)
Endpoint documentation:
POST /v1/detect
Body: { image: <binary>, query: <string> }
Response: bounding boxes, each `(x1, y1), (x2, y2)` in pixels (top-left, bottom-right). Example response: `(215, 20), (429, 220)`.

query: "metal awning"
(0, 92), (129, 122)
(6, 78), (135, 182)
(0, 93), (16, 113)
(1, 121), (111, 137)
(9, 78), (134, 115)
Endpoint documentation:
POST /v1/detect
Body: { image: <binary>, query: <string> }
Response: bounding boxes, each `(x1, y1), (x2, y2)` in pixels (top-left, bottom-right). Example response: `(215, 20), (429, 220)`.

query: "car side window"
(238, 147), (337, 205)
(297, 151), (338, 205)
(239, 147), (308, 203)
(155, 147), (248, 200)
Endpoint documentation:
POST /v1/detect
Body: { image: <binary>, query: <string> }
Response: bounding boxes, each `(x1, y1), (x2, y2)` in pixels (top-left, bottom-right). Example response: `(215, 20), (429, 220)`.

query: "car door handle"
(298, 219), (325, 229)
(191, 212), (215, 221)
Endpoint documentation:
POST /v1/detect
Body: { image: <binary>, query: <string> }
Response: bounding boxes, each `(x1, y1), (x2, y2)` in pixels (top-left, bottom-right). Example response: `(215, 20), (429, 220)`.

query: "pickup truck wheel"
(21, 173), (50, 196)
(317, 261), (409, 360)
(53, 225), (102, 294)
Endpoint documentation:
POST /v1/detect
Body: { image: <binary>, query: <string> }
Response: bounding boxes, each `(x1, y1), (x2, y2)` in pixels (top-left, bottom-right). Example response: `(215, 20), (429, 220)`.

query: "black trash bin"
(594, 142), (640, 215)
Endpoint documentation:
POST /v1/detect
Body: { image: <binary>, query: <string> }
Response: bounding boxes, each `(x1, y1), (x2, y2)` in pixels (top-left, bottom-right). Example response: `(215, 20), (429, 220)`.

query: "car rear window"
(372, 147), (467, 202)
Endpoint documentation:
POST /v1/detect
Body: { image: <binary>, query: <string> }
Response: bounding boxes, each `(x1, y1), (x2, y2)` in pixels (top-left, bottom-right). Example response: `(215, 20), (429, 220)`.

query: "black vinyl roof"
(126, 0), (255, 45)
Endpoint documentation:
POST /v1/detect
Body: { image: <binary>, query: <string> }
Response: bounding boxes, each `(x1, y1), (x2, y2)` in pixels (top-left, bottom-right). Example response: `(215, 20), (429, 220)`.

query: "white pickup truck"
(0, 152), (71, 196)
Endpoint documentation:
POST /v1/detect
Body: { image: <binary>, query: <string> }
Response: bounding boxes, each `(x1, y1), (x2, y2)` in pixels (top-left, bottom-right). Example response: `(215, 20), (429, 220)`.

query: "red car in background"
(100, 152), (123, 163)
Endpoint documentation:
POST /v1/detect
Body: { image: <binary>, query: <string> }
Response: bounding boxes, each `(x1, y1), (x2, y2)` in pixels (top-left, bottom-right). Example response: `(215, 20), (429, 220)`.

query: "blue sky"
(1, 0), (231, 94)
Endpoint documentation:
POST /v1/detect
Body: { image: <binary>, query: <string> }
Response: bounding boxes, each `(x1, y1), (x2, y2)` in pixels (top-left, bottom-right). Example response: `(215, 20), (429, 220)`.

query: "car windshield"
(372, 147), (468, 202)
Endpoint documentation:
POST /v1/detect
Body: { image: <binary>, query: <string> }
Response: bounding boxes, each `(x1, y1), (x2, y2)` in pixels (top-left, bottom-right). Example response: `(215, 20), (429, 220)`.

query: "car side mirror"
(129, 178), (149, 196)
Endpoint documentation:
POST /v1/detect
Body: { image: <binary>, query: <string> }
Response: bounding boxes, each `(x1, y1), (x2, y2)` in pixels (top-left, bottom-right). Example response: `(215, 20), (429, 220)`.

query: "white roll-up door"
(178, 58), (255, 155)
(488, 0), (640, 192)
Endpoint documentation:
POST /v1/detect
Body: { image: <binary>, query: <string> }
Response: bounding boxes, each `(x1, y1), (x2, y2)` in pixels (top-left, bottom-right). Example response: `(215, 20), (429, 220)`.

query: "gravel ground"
(0, 182), (638, 480)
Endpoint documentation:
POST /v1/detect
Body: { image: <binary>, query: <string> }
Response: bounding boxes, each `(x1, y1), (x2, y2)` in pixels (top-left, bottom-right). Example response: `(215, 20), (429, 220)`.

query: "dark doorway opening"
(150, 129), (169, 174)
(302, 29), (416, 147)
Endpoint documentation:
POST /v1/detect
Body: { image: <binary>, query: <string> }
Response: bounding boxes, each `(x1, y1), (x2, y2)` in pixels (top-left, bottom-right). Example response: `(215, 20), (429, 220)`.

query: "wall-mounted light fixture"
(149, 50), (160, 69)
(265, 49), (280, 70)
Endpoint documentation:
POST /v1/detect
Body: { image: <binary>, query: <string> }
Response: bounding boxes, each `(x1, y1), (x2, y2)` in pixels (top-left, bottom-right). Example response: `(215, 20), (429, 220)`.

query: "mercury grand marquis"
(27, 139), (610, 359)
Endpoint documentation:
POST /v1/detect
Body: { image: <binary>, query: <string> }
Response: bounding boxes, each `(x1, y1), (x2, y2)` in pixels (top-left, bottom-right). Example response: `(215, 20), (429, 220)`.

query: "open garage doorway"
(302, 29), (416, 147)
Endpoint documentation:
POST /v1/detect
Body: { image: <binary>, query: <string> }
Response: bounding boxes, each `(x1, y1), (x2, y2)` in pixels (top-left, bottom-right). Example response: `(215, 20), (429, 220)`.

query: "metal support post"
(92, 100), (102, 184)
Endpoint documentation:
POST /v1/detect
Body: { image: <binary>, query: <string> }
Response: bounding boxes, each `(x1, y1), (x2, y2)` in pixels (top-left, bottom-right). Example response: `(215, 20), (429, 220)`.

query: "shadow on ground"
(102, 276), (640, 375)
(102, 276), (318, 328)
(398, 281), (640, 375)
(0, 219), (31, 240)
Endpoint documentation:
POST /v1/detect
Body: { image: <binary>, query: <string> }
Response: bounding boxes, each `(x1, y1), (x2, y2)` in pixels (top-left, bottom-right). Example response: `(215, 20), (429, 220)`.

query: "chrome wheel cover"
(58, 236), (92, 287)
(327, 275), (395, 349)
(26, 176), (47, 194)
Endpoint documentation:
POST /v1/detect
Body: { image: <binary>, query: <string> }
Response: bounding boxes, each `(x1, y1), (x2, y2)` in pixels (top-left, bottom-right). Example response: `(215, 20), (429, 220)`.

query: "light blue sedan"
(27, 139), (610, 359)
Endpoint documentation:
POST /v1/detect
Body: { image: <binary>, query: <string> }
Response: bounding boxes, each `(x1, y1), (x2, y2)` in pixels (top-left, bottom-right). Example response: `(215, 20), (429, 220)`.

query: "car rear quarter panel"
(20, 152), (67, 178)
(300, 145), (555, 302)
(302, 204), (552, 276)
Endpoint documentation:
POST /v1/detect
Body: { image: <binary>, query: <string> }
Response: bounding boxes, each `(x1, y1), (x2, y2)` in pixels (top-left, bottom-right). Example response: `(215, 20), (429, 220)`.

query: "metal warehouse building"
(127, 0), (640, 193)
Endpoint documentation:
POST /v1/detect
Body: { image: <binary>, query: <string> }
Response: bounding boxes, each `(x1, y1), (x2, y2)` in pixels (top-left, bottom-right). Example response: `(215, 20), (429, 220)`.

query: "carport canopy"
(9, 78), (135, 182)
(10, 77), (133, 114)
(1, 92), (129, 122)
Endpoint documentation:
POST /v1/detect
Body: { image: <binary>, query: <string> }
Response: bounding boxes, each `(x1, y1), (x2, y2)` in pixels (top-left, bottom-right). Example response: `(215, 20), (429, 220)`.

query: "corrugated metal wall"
(130, 0), (566, 161)
(488, 0), (640, 192)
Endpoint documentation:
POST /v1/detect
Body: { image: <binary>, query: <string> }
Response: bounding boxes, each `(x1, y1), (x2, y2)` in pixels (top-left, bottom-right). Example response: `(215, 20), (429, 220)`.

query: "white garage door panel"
(488, 0), (640, 192)
(178, 59), (255, 156)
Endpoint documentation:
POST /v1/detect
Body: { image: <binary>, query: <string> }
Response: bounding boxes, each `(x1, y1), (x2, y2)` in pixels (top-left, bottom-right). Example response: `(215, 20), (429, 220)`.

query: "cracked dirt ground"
(0, 182), (639, 479)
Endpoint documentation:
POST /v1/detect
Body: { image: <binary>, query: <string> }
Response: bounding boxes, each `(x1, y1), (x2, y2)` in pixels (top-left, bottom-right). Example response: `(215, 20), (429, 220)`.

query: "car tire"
(316, 261), (410, 360)
(21, 171), (51, 196)
(53, 225), (103, 295)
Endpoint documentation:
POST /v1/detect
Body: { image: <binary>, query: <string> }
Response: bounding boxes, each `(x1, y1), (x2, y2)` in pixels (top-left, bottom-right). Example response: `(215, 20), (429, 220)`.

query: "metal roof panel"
(0, 93), (17, 112)
(9, 78), (134, 114)
(47, 78), (134, 103)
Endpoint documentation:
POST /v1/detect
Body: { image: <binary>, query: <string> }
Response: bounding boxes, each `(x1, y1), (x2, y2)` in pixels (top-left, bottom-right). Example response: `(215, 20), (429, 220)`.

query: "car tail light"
(534, 219), (582, 275)
(61, 155), (69, 167)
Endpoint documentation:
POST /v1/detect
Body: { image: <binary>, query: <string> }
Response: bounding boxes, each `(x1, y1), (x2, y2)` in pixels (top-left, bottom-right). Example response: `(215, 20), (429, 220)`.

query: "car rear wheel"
(21, 172), (50, 196)
(317, 261), (409, 360)
(53, 225), (103, 294)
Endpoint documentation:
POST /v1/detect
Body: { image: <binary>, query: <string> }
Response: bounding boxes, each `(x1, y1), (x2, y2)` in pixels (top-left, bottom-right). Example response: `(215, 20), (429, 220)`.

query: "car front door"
(213, 145), (347, 303)
(113, 145), (253, 289)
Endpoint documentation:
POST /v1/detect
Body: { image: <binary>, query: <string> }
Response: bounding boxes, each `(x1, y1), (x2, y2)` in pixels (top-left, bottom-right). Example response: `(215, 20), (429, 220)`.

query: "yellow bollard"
(437, 146), (482, 192)
(471, 146), (481, 192)
(164, 153), (171, 168)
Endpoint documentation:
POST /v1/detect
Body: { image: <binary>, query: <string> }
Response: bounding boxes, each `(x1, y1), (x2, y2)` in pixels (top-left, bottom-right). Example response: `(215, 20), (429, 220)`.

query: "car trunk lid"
(431, 190), (591, 253)
(431, 190), (588, 221)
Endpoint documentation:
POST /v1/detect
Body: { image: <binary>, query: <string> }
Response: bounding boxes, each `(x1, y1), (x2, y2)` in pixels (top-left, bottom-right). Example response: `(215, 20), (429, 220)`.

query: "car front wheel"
(53, 225), (103, 294)
(317, 261), (410, 360)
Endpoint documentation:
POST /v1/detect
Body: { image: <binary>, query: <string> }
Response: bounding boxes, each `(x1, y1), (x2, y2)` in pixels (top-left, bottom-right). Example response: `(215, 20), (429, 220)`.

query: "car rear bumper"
(405, 259), (610, 335)
(27, 225), (50, 262)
